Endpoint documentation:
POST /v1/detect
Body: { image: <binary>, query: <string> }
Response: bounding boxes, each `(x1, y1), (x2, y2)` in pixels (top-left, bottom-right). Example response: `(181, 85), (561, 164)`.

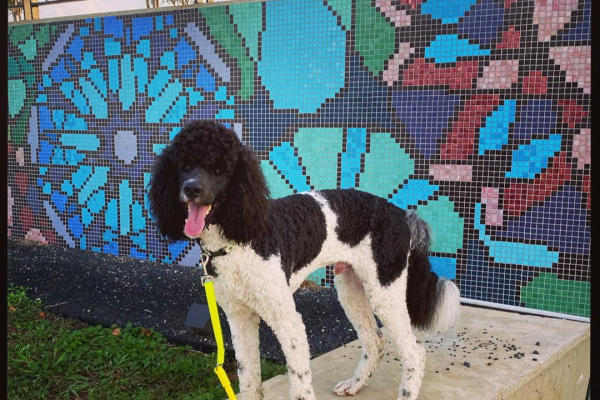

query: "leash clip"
(200, 253), (214, 286)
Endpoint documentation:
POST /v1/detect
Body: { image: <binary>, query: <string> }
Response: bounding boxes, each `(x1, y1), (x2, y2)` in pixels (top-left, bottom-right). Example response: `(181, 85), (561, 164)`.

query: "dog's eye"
(214, 168), (221, 175)
(182, 164), (191, 172)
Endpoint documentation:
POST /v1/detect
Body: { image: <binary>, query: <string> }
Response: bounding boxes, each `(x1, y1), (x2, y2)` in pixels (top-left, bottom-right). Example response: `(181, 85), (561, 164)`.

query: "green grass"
(7, 286), (287, 399)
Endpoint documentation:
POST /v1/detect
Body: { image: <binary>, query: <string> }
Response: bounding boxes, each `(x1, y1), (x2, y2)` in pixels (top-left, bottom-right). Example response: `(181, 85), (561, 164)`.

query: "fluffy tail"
(405, 212), (461, 332)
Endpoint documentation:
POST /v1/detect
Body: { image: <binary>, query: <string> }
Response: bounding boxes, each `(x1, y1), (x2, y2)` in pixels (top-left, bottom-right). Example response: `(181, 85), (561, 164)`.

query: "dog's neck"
(199, 224), (235, 253)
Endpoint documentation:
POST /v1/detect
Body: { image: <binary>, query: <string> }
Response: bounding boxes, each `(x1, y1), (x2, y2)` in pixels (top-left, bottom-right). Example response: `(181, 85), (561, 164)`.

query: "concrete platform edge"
(498, 329), (590, 400)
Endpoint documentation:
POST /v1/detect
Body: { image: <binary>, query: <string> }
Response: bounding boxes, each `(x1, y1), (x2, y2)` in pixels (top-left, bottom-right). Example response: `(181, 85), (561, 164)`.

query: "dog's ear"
(147, 147), (186, 240)
(217, 145), (269, 244)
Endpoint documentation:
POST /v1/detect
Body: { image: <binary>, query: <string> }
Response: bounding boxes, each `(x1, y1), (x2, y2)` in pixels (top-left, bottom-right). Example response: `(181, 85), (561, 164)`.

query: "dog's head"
(148, 120), (269, 243)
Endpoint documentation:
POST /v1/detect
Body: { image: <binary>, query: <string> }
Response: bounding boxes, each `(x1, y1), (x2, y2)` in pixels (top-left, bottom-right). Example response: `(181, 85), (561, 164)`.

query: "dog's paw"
(332, 378), (363, 396)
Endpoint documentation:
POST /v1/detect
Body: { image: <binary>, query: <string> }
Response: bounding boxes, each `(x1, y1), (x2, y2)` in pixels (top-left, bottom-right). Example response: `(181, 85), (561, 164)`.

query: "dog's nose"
(183, 182), (205, 198)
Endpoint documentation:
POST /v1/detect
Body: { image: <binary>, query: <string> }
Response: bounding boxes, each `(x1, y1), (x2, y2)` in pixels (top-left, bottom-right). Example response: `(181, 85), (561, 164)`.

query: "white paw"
(332, 378), (363, 396)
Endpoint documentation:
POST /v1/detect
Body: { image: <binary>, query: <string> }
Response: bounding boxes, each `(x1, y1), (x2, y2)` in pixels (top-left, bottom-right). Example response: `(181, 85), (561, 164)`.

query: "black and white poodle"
(148, 120), (460, 400)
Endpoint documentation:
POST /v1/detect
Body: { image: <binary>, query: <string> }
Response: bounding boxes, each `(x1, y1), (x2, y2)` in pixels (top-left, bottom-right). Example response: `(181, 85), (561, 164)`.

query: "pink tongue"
(184, 203), (209, 238)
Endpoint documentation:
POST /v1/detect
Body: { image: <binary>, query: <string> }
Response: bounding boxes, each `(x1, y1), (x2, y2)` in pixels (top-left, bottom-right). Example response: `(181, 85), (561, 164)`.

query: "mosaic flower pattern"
(7, 0), (591, 317)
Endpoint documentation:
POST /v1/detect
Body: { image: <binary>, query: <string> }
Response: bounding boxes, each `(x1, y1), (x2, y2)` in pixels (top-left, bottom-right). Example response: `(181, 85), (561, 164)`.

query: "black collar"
(198, 241), (237, 277)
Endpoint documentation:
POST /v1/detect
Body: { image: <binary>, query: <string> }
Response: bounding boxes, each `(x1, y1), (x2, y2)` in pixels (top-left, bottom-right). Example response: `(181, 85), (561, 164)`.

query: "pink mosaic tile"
(533, 0), (579, 42)
(572, 128), (591, 170)
(382, 43), (414, 86)
(429, 164), (472, 182)
(549, 46), (591, 94)
(16, 147), (25, 167)
(481, 187), (503, 227)
(25, 228), (48, 244)
(400, 0), (424, 9)
(477, 59), (520, 90)
(375, 0), (411, 27)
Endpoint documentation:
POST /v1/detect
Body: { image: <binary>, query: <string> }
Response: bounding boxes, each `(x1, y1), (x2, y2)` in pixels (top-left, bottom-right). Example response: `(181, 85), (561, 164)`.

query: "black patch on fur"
(147, 146), (187, 240)
(251, 195), (326, 282)
(406, 249), (440, 330)
(320, 189), (411, 287)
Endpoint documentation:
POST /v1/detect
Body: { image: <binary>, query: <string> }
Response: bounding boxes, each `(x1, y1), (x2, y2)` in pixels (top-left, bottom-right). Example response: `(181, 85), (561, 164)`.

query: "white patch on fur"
(202, 227), (316, 400)
(371, 265), (425, 400)
(332, 267), (386, 396)
(429, 279), (461, 333)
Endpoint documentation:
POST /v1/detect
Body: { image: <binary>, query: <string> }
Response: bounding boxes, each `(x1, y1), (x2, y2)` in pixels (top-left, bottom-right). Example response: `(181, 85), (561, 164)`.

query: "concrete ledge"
(261, 305), (590, 400)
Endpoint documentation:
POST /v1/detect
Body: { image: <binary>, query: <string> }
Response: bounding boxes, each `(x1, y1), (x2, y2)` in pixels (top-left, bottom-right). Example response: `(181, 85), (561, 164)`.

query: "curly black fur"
(251, 195), (327, 282)
(147, 145), (187, 240)
(147, 120), (269, 243)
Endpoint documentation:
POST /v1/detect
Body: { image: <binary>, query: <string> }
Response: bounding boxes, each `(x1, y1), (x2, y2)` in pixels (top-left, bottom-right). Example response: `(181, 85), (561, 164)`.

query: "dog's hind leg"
(368, 270), (425, 400)
(220, 301), (263, 400)
(332, 264), (386, 396)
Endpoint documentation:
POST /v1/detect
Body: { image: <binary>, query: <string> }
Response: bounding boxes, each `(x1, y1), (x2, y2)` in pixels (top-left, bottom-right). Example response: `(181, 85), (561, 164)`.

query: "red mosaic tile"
(496, 26), (520, 49)
(503, 152), (572, 217)
(558, 99), (588, 129)
(440, 94), (500, 160)
(403, 58), (479, 90)
(14, 172), (28, 196)
(522, 70), (547, 94)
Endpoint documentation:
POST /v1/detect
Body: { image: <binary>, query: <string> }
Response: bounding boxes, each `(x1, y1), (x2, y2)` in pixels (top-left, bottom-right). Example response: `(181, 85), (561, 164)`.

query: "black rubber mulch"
(7, 239), (358, 363)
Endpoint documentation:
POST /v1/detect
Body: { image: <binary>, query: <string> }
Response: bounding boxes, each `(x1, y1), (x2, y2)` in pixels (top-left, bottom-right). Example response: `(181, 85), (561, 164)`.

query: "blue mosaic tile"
(425, 34), (490, 63)
(421, 0), (476, 24)
(478, 100), (516, 155)
(103, 16), (123, 38)
(430, 256), (456, 280)
(457, 0), (504, 45)
(393, 90), (460, 157)
(513, 100), (557, 141)
(132, 17), (153, 41)
(506, 134), (562, 179)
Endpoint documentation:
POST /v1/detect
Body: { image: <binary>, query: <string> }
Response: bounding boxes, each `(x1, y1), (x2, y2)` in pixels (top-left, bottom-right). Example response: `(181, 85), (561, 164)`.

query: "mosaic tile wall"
(8, 0), (590, 317)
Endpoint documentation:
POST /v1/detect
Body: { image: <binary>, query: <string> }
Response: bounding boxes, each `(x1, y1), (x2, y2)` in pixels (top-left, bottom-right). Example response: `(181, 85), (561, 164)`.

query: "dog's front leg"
(221, 301), (263, 400)
(258, 296), (316, 400)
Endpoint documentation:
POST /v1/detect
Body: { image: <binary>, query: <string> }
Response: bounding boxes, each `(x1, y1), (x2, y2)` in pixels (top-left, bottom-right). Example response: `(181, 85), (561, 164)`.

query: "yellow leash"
(201, 254), (237, 400)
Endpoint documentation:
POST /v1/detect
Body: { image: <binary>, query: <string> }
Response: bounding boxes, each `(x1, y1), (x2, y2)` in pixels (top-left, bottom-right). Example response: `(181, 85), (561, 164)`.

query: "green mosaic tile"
(11, 99), (31, 145)
(521, 273), (590, 317)
(9, 24), (33, 46)
(354, 0), (396, 76)
(8, 56), (20, 78)
(35, 24), (50, 49)
(294, 128), (344, 190)
(229, 2), (262, 61)
(358, 133), (413, 198)
(417, 196), (464, 254)
(261, 160), (295, 199)
(18, 36), (37, 61)
(326, 0), (352, 30)
(306, 267), (327, 286)
(199, 6), (255, 100)
(8, 79), (26, 117)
